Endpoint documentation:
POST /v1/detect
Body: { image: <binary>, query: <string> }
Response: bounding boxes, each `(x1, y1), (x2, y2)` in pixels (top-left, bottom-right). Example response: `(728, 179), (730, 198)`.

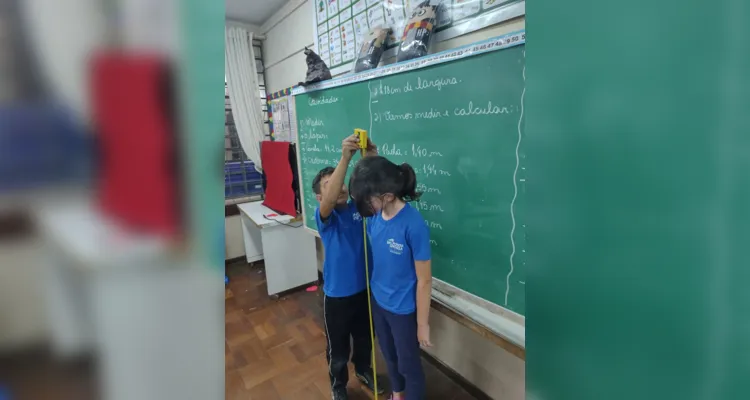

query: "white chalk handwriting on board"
(414, 199), (445, 213)
(416, 183), (442, 195)
(370, 77), (462, 98)
(411, 144), (443, 158)
(308, 96), (339, 106)
(300, 117), (324, 127)
(299, 132), (329, 141)
(454, 101), (519, 116)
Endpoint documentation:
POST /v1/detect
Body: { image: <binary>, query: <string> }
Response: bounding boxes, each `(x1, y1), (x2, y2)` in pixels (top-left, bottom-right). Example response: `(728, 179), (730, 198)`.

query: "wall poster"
(312, 0), (525, 76)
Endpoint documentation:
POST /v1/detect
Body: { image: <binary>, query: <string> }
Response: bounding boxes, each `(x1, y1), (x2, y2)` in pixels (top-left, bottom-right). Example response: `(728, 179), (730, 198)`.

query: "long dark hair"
(349, 156), (421, 216)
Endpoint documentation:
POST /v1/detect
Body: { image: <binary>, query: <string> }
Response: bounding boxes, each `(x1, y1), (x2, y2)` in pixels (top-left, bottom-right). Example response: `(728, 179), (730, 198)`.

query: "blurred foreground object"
(1, 0), (92, 194)
(90, 53), (182, 239)
(34, 192), (222, 400)
(1, 0), (225, 398)
(0, 104), (92, 193)
(1, 0), (47, 103)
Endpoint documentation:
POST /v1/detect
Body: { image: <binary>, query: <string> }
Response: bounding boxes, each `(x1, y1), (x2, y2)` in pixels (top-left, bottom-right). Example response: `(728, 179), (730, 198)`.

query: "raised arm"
(365, 137), (378, 158)
(319, 134), (359, 220)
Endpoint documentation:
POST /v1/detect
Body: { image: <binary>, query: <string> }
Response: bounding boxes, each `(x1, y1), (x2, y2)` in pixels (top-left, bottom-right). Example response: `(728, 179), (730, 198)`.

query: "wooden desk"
(237, 201), (318, 296)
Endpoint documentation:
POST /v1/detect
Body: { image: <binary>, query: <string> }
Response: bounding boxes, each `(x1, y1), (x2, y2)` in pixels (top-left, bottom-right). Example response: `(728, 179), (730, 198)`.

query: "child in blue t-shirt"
(312, 133), (382, 400)
(348, 156), (432, 400)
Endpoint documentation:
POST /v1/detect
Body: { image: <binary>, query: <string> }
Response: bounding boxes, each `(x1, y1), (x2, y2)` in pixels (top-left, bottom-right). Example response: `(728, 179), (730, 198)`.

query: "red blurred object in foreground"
(90, 52), (181, 237)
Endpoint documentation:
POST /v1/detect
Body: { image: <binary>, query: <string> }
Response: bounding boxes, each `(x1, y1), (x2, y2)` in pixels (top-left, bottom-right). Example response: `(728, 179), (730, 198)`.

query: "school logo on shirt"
(352, 212), (362, 222)
(386, 238), (404, 255)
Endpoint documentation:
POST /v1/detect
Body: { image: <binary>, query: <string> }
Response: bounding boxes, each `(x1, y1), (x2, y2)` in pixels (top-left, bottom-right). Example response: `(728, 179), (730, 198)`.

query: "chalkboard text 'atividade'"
(308, 95), (339, 106)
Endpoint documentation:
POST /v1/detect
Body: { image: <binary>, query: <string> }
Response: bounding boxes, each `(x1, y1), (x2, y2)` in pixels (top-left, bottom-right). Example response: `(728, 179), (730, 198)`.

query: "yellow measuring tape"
(356, 128), (379, 400)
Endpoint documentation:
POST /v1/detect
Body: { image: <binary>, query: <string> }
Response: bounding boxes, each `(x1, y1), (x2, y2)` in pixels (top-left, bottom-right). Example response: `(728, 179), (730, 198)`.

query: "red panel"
(261, 141), (296, 216)
(90, 52), (180, 237)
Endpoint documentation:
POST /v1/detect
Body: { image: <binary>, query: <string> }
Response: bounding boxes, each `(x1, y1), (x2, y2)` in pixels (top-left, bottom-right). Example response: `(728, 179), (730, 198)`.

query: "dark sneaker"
(355, 370), (385, 394)
(332, 386), (349, 400)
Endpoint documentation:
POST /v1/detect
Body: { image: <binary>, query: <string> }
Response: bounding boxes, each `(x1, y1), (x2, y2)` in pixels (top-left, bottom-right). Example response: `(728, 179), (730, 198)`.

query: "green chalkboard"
(294, 37), (526, 314)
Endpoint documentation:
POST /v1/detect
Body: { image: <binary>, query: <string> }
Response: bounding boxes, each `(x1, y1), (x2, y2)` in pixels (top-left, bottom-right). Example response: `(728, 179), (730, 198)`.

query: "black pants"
(323, 290), (373, 390)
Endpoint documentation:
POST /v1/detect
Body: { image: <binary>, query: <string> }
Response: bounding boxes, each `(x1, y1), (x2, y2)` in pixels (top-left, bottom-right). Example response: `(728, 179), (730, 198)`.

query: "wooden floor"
(225, 261), (478, 400)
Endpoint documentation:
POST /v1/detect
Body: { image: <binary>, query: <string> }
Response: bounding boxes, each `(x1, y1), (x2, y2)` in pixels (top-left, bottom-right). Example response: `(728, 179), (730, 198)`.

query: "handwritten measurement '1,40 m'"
(379, 143), (444, 158)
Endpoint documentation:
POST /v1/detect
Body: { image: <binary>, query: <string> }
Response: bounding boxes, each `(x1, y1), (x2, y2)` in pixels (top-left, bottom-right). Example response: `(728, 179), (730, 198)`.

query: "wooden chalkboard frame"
(290, 31), (527, 356)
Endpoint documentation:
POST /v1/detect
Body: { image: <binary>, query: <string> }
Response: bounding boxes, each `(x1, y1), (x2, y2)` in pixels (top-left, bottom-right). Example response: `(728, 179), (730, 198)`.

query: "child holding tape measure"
(349, 156), (433, 400)
(312, 133), (383, 400)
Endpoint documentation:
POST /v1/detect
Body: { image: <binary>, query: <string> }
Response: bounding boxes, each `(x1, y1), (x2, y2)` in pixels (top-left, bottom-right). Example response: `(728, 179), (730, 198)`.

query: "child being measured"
(348, 156), (433, 400)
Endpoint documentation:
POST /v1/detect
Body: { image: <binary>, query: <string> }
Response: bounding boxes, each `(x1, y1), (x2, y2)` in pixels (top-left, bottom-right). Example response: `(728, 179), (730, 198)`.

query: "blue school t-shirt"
(367, 203), (431, 314)
(316, 201), (371, 298)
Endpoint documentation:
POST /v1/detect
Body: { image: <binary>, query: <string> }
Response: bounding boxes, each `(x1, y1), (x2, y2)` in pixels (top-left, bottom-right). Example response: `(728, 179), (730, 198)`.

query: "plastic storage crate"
(224, 161), (263, 198)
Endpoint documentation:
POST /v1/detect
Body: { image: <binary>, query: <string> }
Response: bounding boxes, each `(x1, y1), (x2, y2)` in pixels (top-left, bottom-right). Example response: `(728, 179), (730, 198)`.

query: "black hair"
(348, 156), (421, 216)
(311, 166), (335, 195)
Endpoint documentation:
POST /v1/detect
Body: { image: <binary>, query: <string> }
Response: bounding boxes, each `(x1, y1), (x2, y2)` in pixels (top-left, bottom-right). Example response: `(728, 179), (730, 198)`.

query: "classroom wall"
(1, 0), (108, 353)
(256, 1), (526, 398)
(261, 0), (315, 94)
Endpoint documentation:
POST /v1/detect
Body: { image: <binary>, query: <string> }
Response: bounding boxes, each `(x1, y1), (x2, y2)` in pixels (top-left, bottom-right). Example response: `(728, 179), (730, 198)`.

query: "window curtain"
(225, 26), (264, 171)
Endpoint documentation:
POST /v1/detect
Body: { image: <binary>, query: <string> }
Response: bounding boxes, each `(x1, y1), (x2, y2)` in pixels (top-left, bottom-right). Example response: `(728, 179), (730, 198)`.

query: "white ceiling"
(226, 0), (288, 26)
